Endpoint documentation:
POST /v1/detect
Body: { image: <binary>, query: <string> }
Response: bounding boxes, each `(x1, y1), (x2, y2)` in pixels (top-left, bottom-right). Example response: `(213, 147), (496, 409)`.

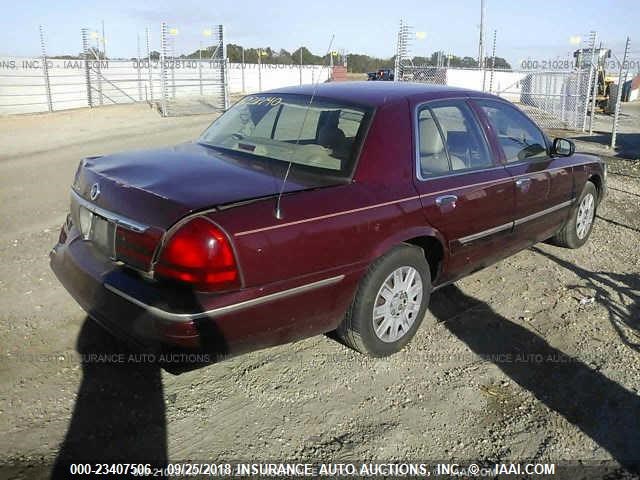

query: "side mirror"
(551, 138), (575, 157)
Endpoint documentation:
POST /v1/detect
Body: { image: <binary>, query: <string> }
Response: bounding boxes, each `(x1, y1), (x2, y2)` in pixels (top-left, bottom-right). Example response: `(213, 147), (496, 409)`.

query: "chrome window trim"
(413, 97), (503, 182)
(72, 189), (149, 233)
(417, 165), (506, 182)
(104, 274), (345, 323)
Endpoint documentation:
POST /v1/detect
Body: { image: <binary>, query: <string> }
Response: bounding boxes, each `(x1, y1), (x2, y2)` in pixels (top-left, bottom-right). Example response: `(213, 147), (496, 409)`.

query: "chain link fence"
(157, 23), (227, 116)
(0, 25), (332, 117)
(394, 22), (634, 144)
(496, 69), (591, 130)
(400, 66), (446, 85)
(0, 23), (229, 117)
(399, 64), (593, 130)
(398, 63), (590, 129)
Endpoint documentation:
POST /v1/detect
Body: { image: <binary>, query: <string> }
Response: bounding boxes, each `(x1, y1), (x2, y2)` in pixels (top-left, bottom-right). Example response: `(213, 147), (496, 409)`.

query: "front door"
(473, 99), (574, 245)
(412, 99), (516, 283)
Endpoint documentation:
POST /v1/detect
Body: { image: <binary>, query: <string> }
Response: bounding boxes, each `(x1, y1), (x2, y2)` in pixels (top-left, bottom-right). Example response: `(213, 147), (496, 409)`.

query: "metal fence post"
(560, 78), (567, 124)
(220, 25), (229, 110)
(39, 25), (53, 112)
(582, 31), (597, 132)
(241, 47), (246, 93)
(588, 41), (602, 136)
(170, 35), (176, 99)
(166, 32), (176, 100)
(199, 41), (203, 96)
(258, 49), (262, 92)
(573, 53), (583, 130)
(136, 33), (143, 101)
(489, 30), (496, 93)
(159, 22), (168, 116)
(299, 48), (303, 86)
(92, 35), (104, 106)
(394, 19), (410, 82)
(81, 28), (93, 108)
(611, 37), (630, 149)
(145, 28), (154, 106)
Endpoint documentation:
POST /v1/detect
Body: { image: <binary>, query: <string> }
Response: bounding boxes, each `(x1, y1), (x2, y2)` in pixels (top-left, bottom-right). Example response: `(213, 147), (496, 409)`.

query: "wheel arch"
(404, 235), (445, 283)
(368, 226), (448, 284)
(587, 173), (603, 200)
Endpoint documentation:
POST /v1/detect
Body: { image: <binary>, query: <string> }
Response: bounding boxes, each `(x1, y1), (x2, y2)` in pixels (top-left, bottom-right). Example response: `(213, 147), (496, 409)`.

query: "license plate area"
(79, 206), (116, 258)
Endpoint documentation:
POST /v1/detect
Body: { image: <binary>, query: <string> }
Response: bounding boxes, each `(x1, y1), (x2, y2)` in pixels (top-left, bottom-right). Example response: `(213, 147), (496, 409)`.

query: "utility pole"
(478, 0), (485, 69)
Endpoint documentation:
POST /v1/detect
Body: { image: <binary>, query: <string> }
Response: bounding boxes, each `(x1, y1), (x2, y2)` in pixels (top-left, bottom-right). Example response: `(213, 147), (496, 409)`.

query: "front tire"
(337, 244), (431, 357)
(552, 181), (598, 249)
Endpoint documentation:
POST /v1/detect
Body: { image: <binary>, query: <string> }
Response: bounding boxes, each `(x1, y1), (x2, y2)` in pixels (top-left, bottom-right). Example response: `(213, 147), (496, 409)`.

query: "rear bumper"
(51, 228), (362, 358)
(50, 236), (199, 351)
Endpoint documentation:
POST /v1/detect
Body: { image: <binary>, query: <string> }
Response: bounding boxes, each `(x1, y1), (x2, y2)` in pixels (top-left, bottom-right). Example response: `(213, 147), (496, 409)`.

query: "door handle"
(515, 177), (531, 189)
(436, 194), (458, 208)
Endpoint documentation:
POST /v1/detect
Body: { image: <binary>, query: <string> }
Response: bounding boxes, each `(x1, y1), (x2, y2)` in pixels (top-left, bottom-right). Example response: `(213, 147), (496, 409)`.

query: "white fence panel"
(0, 57), (331, 115)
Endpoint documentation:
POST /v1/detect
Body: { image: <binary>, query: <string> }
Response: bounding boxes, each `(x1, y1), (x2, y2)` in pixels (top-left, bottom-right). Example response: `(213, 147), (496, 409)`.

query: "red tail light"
(154, 217), (240, 292)
(115, 227), (162, 271)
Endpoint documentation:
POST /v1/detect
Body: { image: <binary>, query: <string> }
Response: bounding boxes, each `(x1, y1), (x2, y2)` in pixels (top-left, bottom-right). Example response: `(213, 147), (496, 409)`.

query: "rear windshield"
(198, 94), (371, 177)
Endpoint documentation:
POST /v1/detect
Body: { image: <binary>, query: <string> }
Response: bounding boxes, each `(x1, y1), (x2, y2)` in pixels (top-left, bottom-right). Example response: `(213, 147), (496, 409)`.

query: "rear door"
(412, 99), (516, 283)
(473, 99), (574, 245)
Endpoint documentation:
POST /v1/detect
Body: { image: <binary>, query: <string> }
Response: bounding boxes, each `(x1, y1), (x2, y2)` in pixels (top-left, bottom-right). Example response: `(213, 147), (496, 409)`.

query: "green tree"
(183, 43), (511, 71)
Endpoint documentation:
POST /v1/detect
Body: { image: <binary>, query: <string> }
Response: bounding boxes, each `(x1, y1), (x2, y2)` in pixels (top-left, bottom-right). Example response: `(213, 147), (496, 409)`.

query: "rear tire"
(552, 181), (598, 249)
(337, 244), (431, 357)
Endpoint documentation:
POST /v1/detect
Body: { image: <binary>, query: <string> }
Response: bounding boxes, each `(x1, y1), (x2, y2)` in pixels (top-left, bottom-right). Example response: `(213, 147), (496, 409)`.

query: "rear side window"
(417, 108), (449, 175)
(417, 101), (492, 178)
(476, 99), (547, 163)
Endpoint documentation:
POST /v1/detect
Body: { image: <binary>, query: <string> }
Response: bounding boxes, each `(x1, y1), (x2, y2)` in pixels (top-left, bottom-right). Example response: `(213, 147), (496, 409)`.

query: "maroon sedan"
(51, 82), (606, 358)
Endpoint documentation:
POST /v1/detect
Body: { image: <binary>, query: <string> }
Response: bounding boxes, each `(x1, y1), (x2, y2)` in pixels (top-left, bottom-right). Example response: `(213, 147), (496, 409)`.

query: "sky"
(1, 0), (638, 66)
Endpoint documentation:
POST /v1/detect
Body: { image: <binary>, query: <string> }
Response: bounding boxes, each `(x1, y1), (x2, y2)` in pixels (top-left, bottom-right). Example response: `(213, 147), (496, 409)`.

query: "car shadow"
(596, 214), (640, 234)
(532, 246), (640, 352)
(429, 285), (640, 473)
(50, 318), (168, 479)
(572, 132), (640, 160)
(609, 171), (640, 181)
(606, 186), (640, 199)
(50, 280), (233, 480)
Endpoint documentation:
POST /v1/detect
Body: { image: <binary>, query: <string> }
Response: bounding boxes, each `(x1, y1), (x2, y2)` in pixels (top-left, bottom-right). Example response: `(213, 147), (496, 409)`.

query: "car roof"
(263, 81), (499, 107)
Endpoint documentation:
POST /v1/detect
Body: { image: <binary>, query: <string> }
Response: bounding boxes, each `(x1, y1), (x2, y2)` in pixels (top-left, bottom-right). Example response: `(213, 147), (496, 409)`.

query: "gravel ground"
(0, 104), (639, 478)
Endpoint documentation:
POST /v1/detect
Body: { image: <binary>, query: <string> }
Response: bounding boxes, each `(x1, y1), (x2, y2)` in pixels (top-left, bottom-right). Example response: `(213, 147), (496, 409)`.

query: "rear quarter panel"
(205, 99), (436, 305)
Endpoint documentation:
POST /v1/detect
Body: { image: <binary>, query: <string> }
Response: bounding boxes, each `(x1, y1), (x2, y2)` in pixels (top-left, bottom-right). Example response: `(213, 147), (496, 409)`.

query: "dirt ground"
(0, 103), (639, 478)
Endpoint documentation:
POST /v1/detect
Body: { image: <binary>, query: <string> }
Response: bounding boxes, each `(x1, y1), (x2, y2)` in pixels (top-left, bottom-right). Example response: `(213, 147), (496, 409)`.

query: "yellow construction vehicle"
(574, 47), (615, 112)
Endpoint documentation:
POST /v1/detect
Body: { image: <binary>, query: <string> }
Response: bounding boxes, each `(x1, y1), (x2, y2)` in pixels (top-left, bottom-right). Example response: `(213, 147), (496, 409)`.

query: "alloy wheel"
(576, 193), (595, 239)
(372, 266), (423, 343)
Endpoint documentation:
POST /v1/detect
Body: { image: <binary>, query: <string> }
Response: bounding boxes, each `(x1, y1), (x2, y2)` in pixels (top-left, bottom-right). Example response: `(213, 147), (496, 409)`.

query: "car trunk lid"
(71, 142), (339, 272)
(74, 142), (333, 229)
